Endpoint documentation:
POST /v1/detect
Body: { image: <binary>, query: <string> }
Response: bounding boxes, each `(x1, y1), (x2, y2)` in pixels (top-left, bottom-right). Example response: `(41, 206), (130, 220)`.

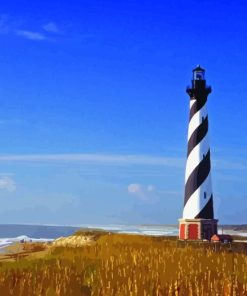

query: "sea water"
(0, 224), (246, 248)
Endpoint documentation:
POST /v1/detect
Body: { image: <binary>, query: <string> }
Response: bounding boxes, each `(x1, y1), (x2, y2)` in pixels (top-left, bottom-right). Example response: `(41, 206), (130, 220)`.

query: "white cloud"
(127, 184), (182, 203)
(128, 183), (142, 194)
(15, 21), (60, 41)
(0, 153), (184, 167)
(0, 153), (245, 174)
(16, 30), (47, 41)
(147, 185), (155, 191)
(128, 183), (156, 201)
(0, 16), (57, 41)
(213, 159), (247, 170)
(43, 22), (59, 33)
(0, 177), (16, 192)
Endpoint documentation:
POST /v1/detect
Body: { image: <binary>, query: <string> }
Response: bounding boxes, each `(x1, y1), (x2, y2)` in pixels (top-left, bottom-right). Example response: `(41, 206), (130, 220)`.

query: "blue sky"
(0, 0), (247, 225)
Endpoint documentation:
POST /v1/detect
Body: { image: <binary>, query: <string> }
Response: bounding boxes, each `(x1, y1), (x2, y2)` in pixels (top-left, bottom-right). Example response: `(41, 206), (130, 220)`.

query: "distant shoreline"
(0, 223), (247, 241)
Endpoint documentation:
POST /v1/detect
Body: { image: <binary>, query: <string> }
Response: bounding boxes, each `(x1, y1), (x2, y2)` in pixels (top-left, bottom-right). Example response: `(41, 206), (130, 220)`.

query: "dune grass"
(0, 233), (246, 295)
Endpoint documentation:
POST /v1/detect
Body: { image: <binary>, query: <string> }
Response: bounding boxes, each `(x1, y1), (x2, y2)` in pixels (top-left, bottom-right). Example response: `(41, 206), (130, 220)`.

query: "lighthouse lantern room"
(193, 65), (205, 80)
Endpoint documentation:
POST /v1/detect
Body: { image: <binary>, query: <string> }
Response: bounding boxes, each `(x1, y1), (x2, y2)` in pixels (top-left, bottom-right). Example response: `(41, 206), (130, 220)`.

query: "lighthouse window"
(194, 70), (205, 80)
(204, 192), (207, 199)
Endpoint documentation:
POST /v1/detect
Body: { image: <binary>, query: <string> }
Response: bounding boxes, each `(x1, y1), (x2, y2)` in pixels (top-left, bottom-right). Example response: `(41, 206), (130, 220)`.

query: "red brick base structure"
(178, 218), (218, 240)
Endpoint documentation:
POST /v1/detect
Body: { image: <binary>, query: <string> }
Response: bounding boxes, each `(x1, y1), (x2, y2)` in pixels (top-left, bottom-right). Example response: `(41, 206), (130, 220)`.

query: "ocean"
(0, 224), (179, 248)
(0, 224), (246, 248)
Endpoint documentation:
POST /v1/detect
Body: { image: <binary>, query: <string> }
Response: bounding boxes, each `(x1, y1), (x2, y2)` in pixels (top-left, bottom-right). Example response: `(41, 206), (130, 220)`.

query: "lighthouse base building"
(179, 66), (218, 241)
(179, 218), (218, 240)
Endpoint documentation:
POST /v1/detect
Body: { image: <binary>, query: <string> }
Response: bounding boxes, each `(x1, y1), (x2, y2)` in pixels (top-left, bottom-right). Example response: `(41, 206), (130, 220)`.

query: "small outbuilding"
(211, 234), (232, 243)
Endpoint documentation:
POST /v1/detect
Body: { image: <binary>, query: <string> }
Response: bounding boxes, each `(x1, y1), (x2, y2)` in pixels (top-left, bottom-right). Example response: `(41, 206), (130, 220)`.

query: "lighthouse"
(179, 66), (218, 240)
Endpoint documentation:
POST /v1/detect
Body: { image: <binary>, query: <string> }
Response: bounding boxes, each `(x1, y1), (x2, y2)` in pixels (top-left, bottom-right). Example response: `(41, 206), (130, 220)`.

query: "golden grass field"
(0, 231), (246, 295)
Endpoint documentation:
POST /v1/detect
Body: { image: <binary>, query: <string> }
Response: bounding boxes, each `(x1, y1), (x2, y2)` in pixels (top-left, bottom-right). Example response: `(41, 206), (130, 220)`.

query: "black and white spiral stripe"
(183, 97), (214, 219)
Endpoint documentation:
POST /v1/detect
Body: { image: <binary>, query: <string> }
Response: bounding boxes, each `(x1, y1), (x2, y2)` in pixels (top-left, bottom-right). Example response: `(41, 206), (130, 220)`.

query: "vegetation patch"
(0, 233), (246, 295)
